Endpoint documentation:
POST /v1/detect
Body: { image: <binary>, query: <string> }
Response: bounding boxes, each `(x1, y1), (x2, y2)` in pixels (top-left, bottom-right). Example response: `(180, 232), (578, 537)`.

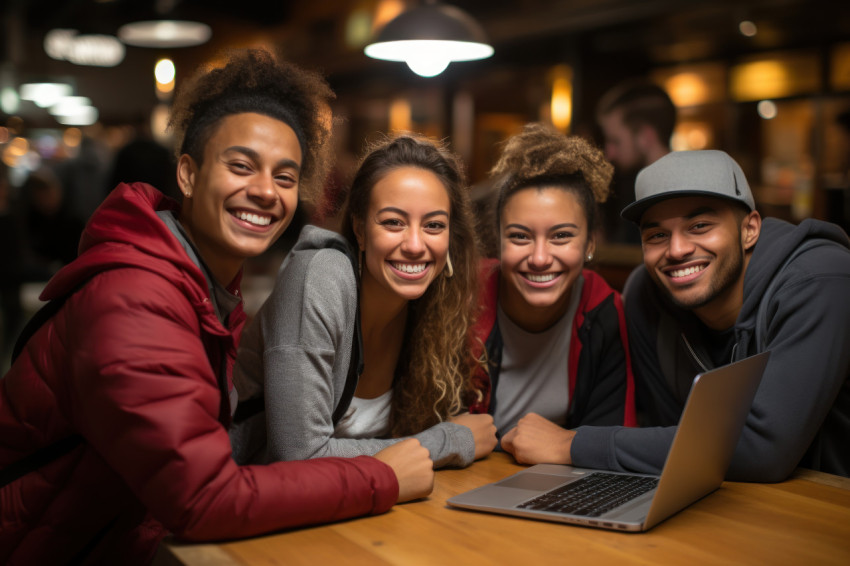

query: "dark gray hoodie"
(572, 217), (850, 481)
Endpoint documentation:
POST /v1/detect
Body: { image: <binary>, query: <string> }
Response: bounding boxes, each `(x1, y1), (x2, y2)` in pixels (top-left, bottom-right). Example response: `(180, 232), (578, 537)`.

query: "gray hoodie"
(231, 225), (474, 468)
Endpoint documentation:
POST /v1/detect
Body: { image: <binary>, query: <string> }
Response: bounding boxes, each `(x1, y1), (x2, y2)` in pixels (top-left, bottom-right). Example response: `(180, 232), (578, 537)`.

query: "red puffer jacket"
(0, 183), (397, 565)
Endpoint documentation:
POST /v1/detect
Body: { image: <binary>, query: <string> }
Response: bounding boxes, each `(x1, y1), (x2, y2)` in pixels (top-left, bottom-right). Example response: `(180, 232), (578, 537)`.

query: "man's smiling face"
(639, 196), (751, 317)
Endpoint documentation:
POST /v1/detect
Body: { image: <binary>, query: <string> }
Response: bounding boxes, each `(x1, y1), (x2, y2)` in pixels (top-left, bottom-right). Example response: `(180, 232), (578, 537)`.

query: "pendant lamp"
(364, 1), (493, 77)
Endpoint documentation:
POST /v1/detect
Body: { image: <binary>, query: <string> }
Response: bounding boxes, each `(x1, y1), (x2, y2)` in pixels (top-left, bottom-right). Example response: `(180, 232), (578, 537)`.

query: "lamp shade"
(365, 2), (493, 77)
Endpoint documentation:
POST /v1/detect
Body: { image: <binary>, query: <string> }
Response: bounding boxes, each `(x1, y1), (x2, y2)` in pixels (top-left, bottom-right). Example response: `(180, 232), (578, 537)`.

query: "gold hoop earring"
(445, 253), (454, 278)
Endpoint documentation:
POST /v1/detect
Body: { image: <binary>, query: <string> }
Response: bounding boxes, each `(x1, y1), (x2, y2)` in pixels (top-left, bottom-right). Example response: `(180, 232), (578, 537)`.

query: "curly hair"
(341, 133), (480, 437)
(168, 48), (335, 204)
(490, 122), (613, 240)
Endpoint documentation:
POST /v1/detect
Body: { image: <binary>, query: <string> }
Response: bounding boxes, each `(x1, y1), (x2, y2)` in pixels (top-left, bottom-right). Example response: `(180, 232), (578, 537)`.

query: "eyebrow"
(224, 146), (301, 171)
(640, 206), (719, 230)
(504, 222), (578, 232)
(377, 207), (449, 219)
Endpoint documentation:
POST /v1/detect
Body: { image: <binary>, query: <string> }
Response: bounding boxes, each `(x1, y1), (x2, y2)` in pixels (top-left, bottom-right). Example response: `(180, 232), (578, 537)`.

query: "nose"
(527, 239), (552, 269)
(401, 227), (425, 256)
(246, 173), (277, 205)
(666, 230), (695, 260)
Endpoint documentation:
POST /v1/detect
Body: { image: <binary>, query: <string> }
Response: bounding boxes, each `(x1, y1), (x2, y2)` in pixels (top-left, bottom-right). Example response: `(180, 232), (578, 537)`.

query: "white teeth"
(392, 262), (426, 274)
(236, 211), (271, 226)
(526, 273), (556, 283)
(670, 265), (705, 278)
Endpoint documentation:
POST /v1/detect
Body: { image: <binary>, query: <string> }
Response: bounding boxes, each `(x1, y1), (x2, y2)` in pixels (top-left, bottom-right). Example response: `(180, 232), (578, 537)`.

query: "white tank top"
(333, 389), (393, 439)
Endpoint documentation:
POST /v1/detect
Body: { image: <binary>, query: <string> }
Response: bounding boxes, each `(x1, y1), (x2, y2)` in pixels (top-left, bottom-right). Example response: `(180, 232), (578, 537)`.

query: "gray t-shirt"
(494, 276), (583, 437)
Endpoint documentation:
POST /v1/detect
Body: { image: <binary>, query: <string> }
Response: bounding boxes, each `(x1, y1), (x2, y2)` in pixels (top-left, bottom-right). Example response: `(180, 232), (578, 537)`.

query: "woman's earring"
(445, 252), (454, 278)
(586, 253), (593, 262)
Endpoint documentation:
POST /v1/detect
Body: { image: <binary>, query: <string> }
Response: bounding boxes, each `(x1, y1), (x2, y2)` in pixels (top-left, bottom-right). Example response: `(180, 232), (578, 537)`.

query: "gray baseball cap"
(621, 150), (755, 223)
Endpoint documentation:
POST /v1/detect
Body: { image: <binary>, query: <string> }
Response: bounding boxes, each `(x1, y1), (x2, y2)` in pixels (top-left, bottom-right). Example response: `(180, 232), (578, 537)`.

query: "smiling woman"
(232, 132), (498, 472)
(467, 122), (636, 466)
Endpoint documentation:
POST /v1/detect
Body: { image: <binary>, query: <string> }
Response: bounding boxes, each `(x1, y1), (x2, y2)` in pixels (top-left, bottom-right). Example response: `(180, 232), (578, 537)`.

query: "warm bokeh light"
(757, 100), (778, 119)
(155, 59), (176, 100)
(739, 20), (758, 37)
(8, 137), (29, 157)
(373, 0), (405, 33)
(155, 59), (176, 85)
(664, 72), (709, 107)
(550, 65), (572, 132)
(151, 104), (172, 146)
(63, 127), (83, 148)
(830, 42), (850, 91)
(389, 98), (412, 132)
(345, 3), (374, 48)
(730, 53), (820, 101)
(671, 122), (712, 151)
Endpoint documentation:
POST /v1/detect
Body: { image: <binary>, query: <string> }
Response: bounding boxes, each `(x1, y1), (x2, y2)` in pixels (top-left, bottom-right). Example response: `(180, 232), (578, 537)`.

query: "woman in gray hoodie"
(232, 133), (497, 469)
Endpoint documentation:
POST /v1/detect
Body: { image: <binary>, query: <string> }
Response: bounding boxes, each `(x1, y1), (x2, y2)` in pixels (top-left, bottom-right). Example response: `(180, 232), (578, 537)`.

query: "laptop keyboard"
(517, 472), (659, 517)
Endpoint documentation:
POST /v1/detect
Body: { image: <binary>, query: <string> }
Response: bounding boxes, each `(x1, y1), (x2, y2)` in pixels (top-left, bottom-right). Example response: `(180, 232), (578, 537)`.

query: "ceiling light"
(55, 106), (99, 126)
(49, 96), (93, 117)
(19, 82), (74, 108)
(118, 20), (211, 48)
(364, 1), (493, 77)
(44, 29), (125, 67)
(1, 87), (20, 114)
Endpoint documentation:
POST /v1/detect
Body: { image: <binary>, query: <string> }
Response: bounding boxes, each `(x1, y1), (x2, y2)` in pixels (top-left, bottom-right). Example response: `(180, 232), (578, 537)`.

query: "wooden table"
(156, 453), (850, 565)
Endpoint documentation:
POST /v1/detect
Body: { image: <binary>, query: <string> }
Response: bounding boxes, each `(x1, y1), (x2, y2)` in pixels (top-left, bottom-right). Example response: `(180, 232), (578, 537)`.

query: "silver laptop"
(447, 351), (770, 532)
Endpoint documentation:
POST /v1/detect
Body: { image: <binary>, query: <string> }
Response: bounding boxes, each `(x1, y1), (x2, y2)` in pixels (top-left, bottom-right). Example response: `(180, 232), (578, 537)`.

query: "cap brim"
(620, 190), (751, 224)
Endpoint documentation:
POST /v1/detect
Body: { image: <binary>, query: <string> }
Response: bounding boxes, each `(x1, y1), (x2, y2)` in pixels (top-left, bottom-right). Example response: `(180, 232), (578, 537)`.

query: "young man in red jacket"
(0, 49), (433, 565)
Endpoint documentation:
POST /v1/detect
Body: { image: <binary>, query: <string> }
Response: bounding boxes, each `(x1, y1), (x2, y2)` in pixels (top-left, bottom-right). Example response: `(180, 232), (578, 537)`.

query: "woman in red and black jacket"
(468, 123), (636, 466)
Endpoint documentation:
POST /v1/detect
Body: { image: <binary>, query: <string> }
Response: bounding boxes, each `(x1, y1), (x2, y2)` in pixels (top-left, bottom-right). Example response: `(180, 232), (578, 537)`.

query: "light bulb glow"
(155, 59), (176, 84)
(406, 56), (450, 77)
(366, 39), (492, 76)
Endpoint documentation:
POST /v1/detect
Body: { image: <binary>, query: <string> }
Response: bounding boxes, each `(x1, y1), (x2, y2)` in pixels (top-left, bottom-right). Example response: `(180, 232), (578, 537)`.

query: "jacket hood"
(281, 224), (356, 270)
(740, 217), (850, 323)
(41, 183), (211, 309)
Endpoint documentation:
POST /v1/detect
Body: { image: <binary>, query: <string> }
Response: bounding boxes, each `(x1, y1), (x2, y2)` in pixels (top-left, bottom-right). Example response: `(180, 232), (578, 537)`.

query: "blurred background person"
(596, 80), (676, 244)
(0, 161), (26, 365)
(105, 114), (179, 202)
(20, 166), (85, 276)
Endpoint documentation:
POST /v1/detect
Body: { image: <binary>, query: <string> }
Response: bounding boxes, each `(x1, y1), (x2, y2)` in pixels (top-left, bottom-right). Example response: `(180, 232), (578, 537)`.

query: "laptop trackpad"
(498, 472), (572, 491)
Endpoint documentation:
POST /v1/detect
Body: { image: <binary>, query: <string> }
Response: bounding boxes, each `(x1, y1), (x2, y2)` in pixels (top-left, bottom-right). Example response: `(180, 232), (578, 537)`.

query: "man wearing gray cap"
(564, 150), (849, 481)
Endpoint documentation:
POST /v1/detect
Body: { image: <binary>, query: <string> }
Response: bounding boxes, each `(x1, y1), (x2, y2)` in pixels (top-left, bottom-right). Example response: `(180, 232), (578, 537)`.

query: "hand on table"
(449, 412), (498, 460)
(374, 438), (435, 503)
(500, 412), (575, 465)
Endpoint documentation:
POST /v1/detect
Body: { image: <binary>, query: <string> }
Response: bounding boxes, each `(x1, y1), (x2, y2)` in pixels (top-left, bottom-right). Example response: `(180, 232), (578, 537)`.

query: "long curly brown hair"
(341, 133), (480, 437)
(490, 122), (613, 240)
(168, 48), (335, 204)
